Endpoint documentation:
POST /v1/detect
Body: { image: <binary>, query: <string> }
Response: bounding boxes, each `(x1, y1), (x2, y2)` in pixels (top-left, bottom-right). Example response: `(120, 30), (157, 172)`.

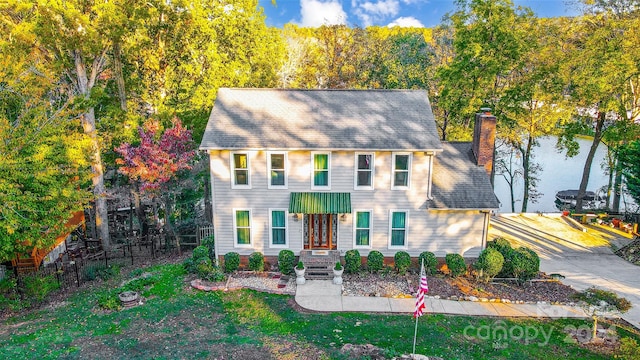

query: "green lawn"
(1, 263), (637, 359)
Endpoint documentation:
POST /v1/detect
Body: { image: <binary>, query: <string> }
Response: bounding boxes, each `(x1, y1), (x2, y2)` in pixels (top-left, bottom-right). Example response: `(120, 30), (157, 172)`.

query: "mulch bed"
(343, 271), (578, 304)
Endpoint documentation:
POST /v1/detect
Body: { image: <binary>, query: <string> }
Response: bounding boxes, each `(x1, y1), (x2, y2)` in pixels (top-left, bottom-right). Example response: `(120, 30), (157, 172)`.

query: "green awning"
(289, 192), (351, 214)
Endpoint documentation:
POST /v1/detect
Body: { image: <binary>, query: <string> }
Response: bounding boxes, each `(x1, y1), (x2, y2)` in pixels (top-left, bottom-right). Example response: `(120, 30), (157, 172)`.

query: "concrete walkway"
(295, 280), (587, 319)
(491, 213), (640, 329)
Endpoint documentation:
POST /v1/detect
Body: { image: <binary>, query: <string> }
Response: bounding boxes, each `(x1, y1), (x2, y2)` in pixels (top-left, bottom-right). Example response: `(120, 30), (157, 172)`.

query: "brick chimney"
(472, 108), (496, 180)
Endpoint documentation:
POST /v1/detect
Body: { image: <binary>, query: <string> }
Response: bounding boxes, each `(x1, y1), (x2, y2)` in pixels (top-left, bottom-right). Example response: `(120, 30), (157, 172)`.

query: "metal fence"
(7, 226), (215, 296)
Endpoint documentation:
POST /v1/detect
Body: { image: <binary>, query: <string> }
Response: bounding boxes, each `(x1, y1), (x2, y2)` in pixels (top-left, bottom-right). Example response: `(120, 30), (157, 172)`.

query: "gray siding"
(209, 150), (487, 257)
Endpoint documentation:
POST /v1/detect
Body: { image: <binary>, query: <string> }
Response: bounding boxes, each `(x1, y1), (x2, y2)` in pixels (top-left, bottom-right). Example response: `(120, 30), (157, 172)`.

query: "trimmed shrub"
(192, 245), (210, 262)
(367, 250), (384, 273)
(487, 237), (513, 257)
(510, 247), (540, 282)
(488, 238), (514, 278)
(223, 252), (240, 273)
(201, 235), (215, 261)
(345, 249), (361, 273)
(278, 250), (295, 275)
(445, 253), (466, 278)
(473, 247), (504, 282)
(334, 261), (343, 271)
(394, 251), (411, 275)
(248, 252), (265, 272)
(418, 251), (438, 275)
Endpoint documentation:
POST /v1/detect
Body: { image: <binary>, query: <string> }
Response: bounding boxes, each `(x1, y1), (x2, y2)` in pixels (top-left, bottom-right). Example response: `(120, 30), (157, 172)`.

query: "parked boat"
(555, 189), (604, 210)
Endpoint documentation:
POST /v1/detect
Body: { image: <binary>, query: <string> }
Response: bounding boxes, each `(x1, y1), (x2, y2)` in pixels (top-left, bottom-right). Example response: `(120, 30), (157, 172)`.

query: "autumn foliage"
(115, 118), (196, 192)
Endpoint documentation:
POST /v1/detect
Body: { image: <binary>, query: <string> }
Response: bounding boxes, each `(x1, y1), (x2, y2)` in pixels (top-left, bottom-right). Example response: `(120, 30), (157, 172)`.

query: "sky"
(258, 0), (582, 28)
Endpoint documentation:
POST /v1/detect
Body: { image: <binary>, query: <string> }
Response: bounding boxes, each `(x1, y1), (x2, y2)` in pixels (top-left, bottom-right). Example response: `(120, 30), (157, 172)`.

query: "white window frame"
(354, 152), (375, 190)
(230, 151), (251, 189)
(269, 209), (289, 248)
(311, 151), (331, 190)
(233, 208), (252, 248)
(267, 151), (288, 189)
(388, 210), (409, 250)
(391, 152), (412, 190)
(353, 210), (373, 249)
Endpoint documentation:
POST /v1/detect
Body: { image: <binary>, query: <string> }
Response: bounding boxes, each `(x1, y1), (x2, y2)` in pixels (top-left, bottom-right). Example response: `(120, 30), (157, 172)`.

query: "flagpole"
(412, 313), (419, 358)
(412, 259), (424, 359)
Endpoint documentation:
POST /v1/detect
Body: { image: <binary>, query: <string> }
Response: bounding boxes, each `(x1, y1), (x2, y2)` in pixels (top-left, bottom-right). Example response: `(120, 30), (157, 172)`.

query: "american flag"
(413, 261), (429, 318)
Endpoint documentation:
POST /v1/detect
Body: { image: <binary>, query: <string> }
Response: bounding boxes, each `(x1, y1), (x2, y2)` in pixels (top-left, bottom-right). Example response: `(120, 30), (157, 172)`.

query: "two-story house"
(199, 88), (499, 265)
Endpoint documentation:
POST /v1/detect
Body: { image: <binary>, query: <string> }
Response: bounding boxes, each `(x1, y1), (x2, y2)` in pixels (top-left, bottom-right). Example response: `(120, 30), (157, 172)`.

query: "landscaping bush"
(344, 249), (361, 273)
(278, 249), (295, 275)
(473, 247), (504, 282)
(487, 237), (513, 258)
(334, 261), (343, 271)
(572, 286), (632, 313)
(367, 250), (384, 273)
(488, 238), (515, 278)
(192, 245), (210, 262)
(418, 251), (438, 275)
(510, 247), (539, 282)
(445, 253), (466, 278)
(248, 252), (265, 272)
(394, 251), (411, 275)
(201, 235), (216, 261)
(224, 252), (240, 273)
(197, 261), (226, 282)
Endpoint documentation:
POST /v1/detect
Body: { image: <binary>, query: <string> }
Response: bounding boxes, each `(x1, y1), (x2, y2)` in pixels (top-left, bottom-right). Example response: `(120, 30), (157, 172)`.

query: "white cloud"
(300, 0), (347, 27)
(387, 16), (425, 27)
(353, 0), (400, 27)
(361, 0), (399, 16)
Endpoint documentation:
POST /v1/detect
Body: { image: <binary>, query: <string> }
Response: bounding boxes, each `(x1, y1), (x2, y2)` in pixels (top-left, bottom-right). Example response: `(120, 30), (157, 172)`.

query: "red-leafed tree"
(116, 117), (197, 244)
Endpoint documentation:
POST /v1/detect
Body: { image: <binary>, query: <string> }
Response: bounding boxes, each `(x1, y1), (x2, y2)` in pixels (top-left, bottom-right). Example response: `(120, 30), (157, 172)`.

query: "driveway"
(490, 213), (640, 329)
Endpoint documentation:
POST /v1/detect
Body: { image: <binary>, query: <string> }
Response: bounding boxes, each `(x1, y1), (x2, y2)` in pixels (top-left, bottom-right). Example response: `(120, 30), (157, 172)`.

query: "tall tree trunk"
(612, 158), (623, 212)
(163, 192), (177, 254)
(113, 41), (127, 111)
(74, 49), (110, 249)
(575, 111), (605, 212)
(605, 149), (614, 210)
(520, 136), (533, 213)
(132, 184), (148, 242)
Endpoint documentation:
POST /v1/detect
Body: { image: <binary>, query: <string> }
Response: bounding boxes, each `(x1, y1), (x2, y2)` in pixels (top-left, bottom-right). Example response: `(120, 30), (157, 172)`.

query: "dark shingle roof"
(199, 88), (443, 151)
(428, 142), (499, 210)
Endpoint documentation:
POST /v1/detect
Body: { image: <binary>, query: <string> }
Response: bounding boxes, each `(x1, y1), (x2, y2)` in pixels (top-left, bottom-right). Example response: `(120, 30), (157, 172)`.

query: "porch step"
(299, 250), (340, 280)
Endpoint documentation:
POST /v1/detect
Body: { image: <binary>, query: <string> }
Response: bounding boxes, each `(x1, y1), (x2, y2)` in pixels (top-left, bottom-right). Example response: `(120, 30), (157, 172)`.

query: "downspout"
(426, 152), (434, 199)
(209, 151), (221, 267)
